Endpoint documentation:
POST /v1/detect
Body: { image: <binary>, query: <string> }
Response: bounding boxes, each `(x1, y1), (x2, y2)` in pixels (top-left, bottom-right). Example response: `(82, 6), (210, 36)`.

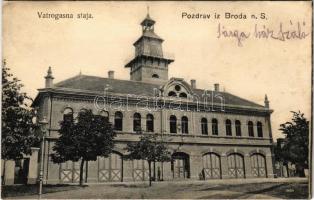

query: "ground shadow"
(198, 182), (308, 199)
(109, 183), (150, 188)
(1, 184), (85, 198)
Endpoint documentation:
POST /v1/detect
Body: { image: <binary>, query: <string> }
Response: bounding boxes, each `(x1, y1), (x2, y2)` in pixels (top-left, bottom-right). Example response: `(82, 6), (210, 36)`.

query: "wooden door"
(133, 159), (149, 181)
(227, 154), (245, 178)
(251, 154), (267, 177)
(203, 153), (221, 179)
(60, 160), (82, 183)
(174, 158), (185, 178)
(98, 153), (122, 182)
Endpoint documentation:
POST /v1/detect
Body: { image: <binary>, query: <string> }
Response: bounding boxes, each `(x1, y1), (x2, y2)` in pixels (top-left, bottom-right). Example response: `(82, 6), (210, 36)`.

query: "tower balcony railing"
(135, 51), (175, 60)
(163, 52), (175, 60)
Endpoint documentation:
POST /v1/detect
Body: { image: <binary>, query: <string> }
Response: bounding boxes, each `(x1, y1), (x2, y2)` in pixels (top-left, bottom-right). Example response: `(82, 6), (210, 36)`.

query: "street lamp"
(38, 117), (48, 199)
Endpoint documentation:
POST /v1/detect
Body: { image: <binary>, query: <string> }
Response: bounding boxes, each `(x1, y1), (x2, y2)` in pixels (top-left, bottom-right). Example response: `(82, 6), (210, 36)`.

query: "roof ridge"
(82, 75), (160, 86)
(56, 74), (161, 87)
(54, 74), (83, 86)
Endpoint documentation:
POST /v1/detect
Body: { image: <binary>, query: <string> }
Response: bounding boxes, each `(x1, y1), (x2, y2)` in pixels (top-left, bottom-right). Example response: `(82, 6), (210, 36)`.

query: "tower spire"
(147, 6), (150, 17)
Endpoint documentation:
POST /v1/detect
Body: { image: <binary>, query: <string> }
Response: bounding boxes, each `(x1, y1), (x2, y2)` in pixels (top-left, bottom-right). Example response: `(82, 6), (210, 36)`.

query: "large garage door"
(227, 153), (245, 178)
(251, 154), (267, 178)
(60, 161), (82, 183)
(133, 159), (149, 181)
(202, 153), (221, 179)
(98, 153), (122, 182)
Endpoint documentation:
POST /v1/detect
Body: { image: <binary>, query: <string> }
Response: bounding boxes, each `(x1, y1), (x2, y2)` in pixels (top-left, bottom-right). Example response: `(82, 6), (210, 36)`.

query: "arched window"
(152, 74), (159, 78)
(248, 121), (254, 137)
(114, 112), (123, 131)
(201, 118), (208, 135)
(179, 93), (187, 98)
(170, 115), (177, 134)
(63, 108), (73, 122)
(181, 116), (188, 134)
(212, 118), (218, 135)
(225, 119), (232, 136)
(168, 91), (177, 97)
(257, 122), (263, 137)
(80, 108), (88, 113)
(235, 120), (242, 136)
(99, 110), (109, 122)
(146, 114), (154, 132)
(133, 113), (141, 132)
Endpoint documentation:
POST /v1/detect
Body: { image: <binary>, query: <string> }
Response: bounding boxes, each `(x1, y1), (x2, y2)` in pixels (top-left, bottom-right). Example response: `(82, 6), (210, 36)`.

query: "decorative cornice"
(46, 130), (273, 145)
(33, 88), (273, 116)
(46, 135), (273, 148)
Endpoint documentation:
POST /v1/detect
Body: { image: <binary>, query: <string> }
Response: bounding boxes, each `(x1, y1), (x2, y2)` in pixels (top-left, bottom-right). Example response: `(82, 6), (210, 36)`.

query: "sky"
(3, 1), (312, 139)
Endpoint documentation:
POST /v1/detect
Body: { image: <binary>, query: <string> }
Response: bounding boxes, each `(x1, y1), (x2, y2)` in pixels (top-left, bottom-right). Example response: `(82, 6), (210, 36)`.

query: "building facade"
(32, 13), (275, 184)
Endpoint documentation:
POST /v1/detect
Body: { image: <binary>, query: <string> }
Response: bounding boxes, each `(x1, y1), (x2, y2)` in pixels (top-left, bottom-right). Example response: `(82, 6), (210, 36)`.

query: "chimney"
(264, 94), (270, 109)
(45, 66), (54, 88)
(214, 83), (219, 92)
(190, 79), (196, 89)
(108, 70), (114, 79)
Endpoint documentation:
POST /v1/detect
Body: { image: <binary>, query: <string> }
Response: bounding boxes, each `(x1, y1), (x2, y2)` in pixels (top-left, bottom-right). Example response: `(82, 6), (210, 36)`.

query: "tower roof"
(140, 14), (155, 27)
(133, 31), (163, 46)
(134, 12), (163, 45)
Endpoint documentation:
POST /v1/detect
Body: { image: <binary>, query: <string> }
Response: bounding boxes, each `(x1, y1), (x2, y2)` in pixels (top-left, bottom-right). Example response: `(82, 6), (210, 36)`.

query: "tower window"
(152, 74), (159, 78)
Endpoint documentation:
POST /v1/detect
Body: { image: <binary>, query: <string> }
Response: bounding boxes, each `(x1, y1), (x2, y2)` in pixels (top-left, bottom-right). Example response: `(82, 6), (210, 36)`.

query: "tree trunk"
(296, 164), (305, 177)
(2, 160), (6, 185)
(85, 161), (88, 183)
(153, 161), (156, 181)
(148, 161), (152, 187)
(285, 163), (289, 177)
(79, 159), (85, 186)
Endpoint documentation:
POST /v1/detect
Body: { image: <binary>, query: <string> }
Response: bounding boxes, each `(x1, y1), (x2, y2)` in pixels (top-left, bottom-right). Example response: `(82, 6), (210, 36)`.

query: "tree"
(125, 134), (171, 186)
(273, 139), (290, 177)
(279, 111), (309, 177)
(51, 110), (116, 185)
(2, 60), (39, 170)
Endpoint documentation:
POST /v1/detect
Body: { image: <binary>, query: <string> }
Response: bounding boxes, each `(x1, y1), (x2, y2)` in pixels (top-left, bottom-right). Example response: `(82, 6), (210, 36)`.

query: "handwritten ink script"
(217, 21), (309, 47)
